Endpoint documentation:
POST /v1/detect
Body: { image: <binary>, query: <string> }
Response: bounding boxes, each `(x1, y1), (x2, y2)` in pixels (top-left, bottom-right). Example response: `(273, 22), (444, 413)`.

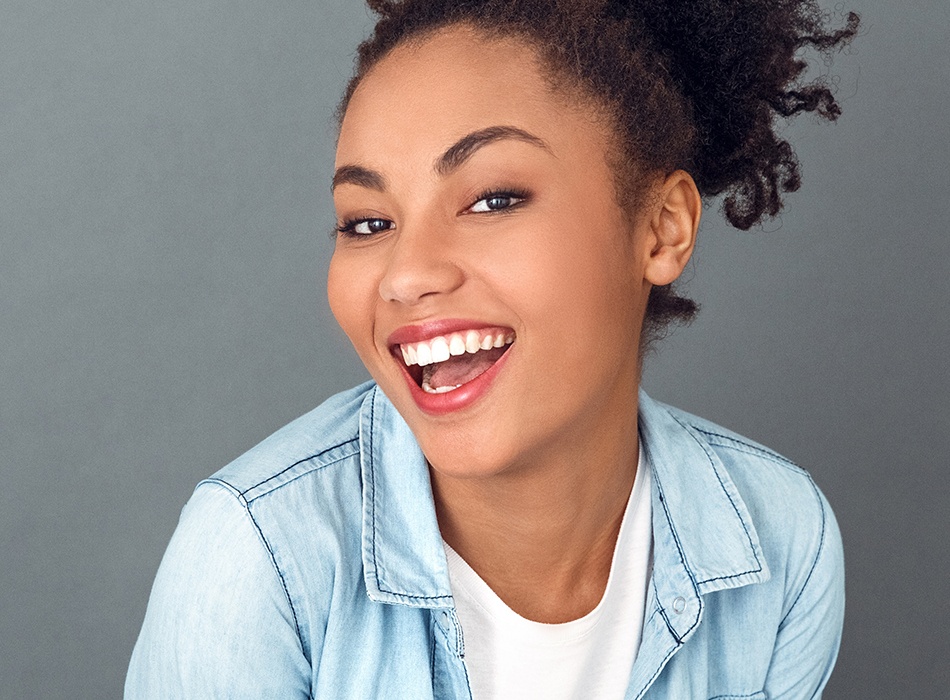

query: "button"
(672, 596), (687, 614)
(439, 610), (451, 627)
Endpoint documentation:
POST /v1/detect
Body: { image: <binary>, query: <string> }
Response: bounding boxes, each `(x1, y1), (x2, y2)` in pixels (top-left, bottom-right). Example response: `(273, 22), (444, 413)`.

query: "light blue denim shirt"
(126, 382), (844, 699)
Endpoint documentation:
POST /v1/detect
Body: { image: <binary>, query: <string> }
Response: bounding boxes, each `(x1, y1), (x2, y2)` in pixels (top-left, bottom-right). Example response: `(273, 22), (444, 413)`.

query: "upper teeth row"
(400, 330), (514, 367)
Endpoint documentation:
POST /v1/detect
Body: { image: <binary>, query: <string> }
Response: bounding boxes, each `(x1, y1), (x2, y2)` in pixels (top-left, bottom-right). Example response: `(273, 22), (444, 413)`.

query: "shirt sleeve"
(125, 481), (312, 699)
(763, 488), (846, 699)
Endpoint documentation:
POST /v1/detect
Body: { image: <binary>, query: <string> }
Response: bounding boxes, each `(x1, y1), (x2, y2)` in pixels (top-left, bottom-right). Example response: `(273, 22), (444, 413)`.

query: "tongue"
(426, 346), (508, 389)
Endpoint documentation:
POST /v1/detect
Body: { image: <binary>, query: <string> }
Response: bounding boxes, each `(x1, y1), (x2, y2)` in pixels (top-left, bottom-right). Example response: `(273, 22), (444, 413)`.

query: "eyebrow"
(331, 125), (551, 192)
(331, 164), (386, 193)
(435, 125), (551, 176)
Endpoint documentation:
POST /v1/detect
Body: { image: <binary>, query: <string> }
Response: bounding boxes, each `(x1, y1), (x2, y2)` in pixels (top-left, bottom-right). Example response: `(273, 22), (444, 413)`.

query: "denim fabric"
(126, 382), (844, 699)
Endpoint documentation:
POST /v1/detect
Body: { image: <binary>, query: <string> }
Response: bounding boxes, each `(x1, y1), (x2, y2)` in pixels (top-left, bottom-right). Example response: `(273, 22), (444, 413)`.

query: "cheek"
(500, 217), (635, 316)
(327, 252), (374, 345)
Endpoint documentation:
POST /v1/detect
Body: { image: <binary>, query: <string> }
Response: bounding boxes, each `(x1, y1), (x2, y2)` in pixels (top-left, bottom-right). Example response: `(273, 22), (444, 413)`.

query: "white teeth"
(465, 330), (481, 353)
(449, 334), (466, 356)
(422, 381), (461, 394)
(399, 328), (516, 367)
(415, 342), (432, 366)
(430, 336), (450, 363)
(428, 385), (457, 393)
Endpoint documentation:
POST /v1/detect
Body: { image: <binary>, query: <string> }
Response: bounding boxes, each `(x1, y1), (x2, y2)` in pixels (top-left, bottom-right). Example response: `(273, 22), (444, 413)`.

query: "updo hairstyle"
(338, 0), (859, 340)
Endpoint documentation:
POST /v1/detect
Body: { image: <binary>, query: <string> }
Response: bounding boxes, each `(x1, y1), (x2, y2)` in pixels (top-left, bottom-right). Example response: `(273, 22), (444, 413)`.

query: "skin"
(328, 26), (701, 623)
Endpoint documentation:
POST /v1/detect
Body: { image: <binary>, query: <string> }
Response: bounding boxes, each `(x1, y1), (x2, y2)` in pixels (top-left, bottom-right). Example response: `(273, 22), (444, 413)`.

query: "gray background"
(1, 0), (946, 697)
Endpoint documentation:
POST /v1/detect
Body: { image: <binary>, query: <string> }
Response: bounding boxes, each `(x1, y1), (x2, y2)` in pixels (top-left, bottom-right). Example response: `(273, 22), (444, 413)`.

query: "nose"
(378, 224), (465, 305)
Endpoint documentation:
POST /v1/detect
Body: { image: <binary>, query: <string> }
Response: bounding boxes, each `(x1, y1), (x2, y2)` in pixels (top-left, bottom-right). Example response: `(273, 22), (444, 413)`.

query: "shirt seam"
(692, 428), (805, 475)
(232, 437), (360, 502)
(778, 474), (828, 628)
(633, 603), (681, 700)
(200, 479), (306, 652)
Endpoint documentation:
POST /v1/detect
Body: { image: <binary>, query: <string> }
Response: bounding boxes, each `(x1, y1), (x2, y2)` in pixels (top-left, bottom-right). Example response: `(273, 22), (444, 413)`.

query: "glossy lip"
(385, 318), (516, 416)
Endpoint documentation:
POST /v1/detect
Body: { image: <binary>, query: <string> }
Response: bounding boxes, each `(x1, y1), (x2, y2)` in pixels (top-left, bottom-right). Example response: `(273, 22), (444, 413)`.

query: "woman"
(127, 1), (857, 697)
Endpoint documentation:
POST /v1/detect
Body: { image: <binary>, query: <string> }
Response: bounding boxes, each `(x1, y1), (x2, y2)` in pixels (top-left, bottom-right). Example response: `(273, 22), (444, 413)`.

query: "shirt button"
(672, 596), (687, 614)
(439, 611), (451, 628)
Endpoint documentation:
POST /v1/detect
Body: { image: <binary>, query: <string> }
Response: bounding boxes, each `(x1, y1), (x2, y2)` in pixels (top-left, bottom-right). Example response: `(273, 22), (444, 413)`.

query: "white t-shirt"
(443, 452), (653, 700)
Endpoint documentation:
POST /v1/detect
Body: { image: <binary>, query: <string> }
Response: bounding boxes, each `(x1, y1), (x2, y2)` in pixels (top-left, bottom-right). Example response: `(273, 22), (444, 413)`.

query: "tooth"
(421, 371), (460, 394)
(492, 333), (505, 348)
(428, 384), (458, 394)
(449, 334), (466, 356)
(401, 346), (411, 365)
(407, 344), (418, 366)
(430, 337), (450, 363)
(505, 333), (515, 344)
(416, 342), (432, 366)
(480, 335), (494, 350)
(465, 330), (481, 354)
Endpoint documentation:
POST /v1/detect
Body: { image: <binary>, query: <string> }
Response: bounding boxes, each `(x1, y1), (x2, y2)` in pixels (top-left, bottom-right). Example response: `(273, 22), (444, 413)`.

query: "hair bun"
(607, 0), (858, 228)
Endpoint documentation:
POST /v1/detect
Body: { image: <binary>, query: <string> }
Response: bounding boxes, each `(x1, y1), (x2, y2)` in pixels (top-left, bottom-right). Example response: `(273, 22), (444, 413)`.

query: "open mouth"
(393, 328), (515, 394)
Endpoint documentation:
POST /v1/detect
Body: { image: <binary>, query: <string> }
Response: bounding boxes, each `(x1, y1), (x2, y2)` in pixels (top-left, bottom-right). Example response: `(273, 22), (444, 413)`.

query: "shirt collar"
(638, 389), (770, 640)
(359, 384), (769, 617)
(359, 385), (455, 608)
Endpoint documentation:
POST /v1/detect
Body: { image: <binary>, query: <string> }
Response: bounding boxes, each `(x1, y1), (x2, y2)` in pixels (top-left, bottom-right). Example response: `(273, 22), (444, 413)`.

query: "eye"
(336, 217), (394, 237)
(468, 190), (528, 214)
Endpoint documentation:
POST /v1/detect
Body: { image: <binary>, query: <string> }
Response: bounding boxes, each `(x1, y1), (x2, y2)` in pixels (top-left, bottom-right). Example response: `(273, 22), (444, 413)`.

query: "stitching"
(707, 693), (766, 699)
(634, 641), (681, 700)
(244, 445), (360, 504)
(242, 503), (303, 643)
(696, 568), (762, 585)
(369, 393), (381, 594)
(651, 468), (702, 642)
(456, 610), (465, 659)
(778, 474), (827, 628)
(366, 393), (452, 602)
(667, 413), (764, 577)
(202, 484), (305, 650)
(238, 437), (359, 497)
(695, 428), (803, 474)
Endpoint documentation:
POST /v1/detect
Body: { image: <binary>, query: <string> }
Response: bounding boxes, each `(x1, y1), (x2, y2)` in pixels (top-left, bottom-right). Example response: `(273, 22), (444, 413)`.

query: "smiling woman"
(126, 1), (857, 698)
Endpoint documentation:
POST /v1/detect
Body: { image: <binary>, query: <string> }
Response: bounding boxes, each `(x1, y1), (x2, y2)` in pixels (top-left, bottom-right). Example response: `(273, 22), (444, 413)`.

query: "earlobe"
(643, 171), (701, 286)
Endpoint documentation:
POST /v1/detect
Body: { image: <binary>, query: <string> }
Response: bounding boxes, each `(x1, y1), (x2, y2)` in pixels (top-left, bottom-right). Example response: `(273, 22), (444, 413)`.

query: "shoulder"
(662, 399), (833, 542)
(187, 380), (376, 597)
(202, 380), (374, 501)
(645, 395), (843, 611)
(130, 382), (379, 682)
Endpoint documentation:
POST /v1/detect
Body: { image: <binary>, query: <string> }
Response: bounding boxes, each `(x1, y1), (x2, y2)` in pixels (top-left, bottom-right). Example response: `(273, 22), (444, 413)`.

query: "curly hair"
(338, 0), (858, 340)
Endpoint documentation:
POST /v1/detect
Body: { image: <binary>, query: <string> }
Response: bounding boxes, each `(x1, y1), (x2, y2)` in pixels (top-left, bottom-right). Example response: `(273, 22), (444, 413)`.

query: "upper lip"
(386, 318), (515, 348)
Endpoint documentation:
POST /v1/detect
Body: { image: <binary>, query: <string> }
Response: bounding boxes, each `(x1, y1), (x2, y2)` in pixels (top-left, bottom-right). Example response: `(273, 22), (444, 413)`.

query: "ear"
(642, 170), (701, 286)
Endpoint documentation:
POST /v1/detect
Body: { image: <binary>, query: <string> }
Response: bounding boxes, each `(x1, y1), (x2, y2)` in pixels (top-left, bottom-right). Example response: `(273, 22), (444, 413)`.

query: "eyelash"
(334, 187), (531, 239)
(467, 187), (531, 214)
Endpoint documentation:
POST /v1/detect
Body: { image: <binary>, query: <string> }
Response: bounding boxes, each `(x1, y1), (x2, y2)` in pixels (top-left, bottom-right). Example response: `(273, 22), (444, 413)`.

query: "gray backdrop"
(2, 0), (947, 697)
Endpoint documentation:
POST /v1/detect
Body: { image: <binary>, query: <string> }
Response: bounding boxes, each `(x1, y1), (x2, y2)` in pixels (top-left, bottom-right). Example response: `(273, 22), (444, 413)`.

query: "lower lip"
(398, 346), (512, 416)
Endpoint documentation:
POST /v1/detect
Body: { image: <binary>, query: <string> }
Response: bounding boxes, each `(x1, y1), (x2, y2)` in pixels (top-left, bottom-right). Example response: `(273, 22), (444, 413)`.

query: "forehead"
(336, 26), (607, 169)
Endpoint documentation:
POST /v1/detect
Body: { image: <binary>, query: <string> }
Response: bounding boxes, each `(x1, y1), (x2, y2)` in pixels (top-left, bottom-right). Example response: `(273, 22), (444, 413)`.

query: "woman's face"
(328, 27), (657, 479)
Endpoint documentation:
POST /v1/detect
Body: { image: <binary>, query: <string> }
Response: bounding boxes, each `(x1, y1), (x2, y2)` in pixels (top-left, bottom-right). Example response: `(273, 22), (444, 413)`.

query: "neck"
(431, 395), (639, 624)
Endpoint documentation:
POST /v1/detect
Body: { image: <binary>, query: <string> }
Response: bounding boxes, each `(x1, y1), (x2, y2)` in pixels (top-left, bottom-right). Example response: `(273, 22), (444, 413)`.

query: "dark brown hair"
(338, 0), (858, 341)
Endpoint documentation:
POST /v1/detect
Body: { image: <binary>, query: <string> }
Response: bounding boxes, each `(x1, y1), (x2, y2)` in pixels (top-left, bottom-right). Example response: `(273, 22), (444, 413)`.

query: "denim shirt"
(126, 382), (844, 699)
